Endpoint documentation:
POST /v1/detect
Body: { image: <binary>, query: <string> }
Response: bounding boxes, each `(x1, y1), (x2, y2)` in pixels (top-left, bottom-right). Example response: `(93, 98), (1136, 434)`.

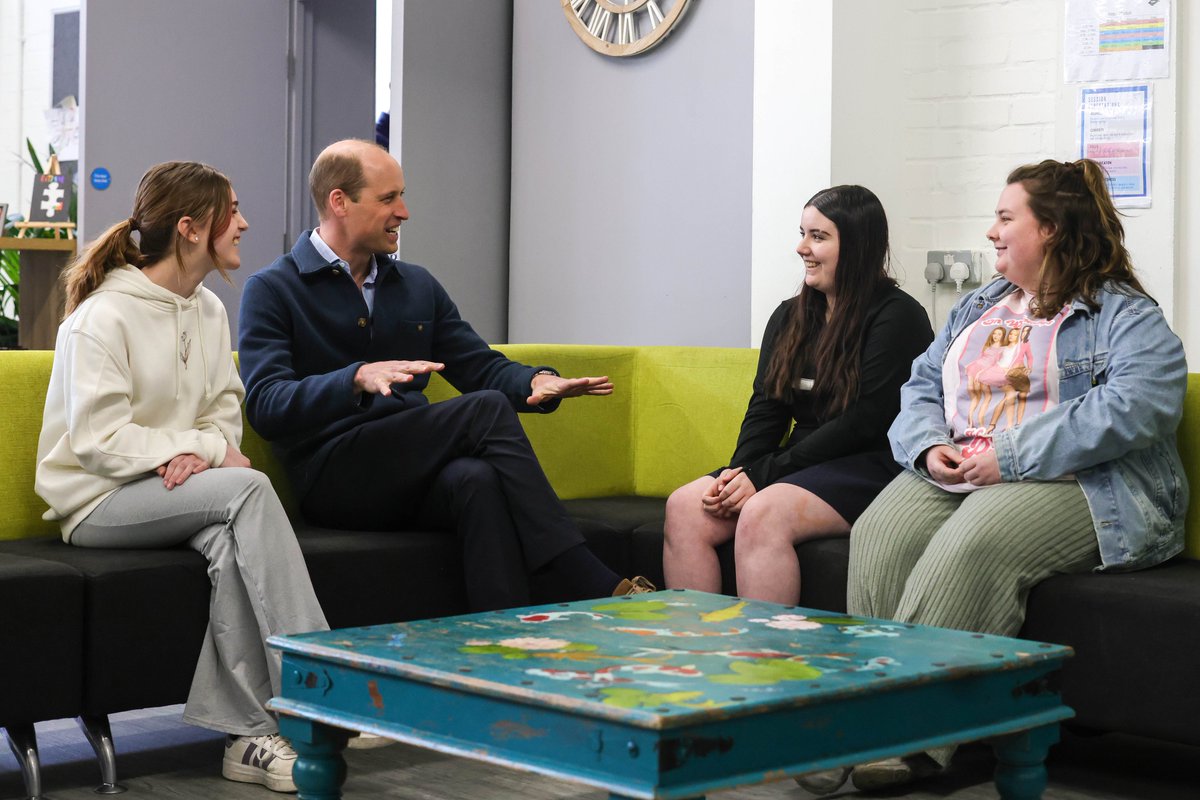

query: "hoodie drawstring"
(198, 304), (212, 398)
(173, 297), (184, 400)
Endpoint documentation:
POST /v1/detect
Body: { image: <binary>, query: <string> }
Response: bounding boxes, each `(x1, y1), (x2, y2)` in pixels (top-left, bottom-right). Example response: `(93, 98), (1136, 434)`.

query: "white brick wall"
(0, 0), (78, 223)
(0, 0), (23, 218)
(832, 0), (1060, 324)
(835, 0), (1186, 349)
(898, 0), (1059, 323)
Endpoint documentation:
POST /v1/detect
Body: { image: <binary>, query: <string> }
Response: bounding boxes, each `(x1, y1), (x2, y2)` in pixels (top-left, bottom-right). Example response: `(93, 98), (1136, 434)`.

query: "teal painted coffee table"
(268, 590), (1072, 799)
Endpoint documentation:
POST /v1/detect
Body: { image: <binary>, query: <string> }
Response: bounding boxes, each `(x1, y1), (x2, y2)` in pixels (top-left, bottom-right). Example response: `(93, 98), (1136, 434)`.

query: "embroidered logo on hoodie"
(180, 332), (192, 369)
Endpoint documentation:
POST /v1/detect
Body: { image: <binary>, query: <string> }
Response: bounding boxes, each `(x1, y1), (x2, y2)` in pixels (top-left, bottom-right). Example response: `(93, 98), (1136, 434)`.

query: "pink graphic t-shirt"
(937, 290), (1072, 492)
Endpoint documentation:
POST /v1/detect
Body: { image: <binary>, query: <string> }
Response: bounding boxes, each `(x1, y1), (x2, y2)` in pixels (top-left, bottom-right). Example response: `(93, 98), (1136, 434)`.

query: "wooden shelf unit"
(0, 235), (78, 349)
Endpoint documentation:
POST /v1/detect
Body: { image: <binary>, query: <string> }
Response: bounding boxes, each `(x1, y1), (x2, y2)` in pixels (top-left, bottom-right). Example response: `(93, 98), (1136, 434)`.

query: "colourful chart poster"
(1078, 84), (1151, 208)
(1065, 0), (1170, 83)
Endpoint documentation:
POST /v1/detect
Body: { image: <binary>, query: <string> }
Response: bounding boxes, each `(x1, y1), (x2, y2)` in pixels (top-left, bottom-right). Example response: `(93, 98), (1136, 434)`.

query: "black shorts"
(714, 450), (902, 525)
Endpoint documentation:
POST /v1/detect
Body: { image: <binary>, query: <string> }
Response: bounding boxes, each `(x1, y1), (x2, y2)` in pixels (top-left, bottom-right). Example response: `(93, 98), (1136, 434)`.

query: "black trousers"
(301, 391), (585, 610)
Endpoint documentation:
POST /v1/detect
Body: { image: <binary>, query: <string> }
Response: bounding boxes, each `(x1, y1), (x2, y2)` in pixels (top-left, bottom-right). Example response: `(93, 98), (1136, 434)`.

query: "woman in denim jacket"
(800, 160), (1187, 795)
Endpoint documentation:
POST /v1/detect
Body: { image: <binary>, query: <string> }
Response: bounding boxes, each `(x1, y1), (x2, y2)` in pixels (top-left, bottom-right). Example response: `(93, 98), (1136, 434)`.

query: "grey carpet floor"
(2, 706), (1195, 799)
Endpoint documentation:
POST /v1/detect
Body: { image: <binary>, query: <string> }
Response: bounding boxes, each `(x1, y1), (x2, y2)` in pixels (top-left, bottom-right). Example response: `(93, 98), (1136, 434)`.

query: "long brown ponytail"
(63, 161), (233, 315)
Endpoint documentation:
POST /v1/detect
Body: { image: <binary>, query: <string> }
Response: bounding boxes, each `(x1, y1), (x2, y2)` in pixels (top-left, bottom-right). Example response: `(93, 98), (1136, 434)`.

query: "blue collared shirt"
(309, 229), (378, 315)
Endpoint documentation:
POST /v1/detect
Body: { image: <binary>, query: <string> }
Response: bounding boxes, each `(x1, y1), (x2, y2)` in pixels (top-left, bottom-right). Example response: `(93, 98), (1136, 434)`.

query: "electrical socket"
(927, 250), (979, 288)
(972, 250), (993, 282)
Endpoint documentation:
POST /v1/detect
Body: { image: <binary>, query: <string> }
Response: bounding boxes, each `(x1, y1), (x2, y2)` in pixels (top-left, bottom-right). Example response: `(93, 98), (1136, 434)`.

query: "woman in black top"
(662, 185), (933, 605)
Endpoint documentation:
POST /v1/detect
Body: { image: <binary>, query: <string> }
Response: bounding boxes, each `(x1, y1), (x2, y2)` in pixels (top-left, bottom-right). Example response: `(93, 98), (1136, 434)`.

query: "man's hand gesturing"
(527, 374), (613, 407)
(354, 360), (445, 397)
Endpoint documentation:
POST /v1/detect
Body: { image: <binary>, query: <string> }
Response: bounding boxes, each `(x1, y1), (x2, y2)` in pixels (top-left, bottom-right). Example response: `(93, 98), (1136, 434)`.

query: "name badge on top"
(798, 378), (815, 391)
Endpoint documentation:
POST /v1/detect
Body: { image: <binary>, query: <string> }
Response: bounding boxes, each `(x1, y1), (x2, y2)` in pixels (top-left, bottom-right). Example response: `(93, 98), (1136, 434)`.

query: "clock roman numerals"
(587, 7), (613, 40)
(562, 0), (691, 57)
(616, 12), (636, 45)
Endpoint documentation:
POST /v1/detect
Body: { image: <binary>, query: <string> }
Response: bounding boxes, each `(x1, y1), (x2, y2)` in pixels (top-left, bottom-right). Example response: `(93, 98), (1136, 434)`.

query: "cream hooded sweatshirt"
(36, 264), (245, 540)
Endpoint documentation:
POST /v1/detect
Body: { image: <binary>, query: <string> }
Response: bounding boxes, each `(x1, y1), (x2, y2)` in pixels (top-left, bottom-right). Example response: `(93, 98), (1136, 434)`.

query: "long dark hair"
(1006, 158), (1147, 317)
(63, 161), (233, 315)
(764, 185), (896, 416)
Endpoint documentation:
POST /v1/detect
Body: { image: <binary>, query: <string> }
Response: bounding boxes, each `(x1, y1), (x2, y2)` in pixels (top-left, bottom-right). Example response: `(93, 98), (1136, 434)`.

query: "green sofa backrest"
(494, 345), (753, 500)
(3, 349), (1199, 560)
(0, 351), (59, 540)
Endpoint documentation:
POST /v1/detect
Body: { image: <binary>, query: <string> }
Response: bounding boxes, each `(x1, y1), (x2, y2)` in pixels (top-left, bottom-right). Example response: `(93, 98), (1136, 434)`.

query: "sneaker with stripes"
(222, 733), (298, 793)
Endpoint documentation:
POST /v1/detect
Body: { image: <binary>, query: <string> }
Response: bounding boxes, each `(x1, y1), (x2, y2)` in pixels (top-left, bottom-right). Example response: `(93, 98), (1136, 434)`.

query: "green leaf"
(26, 138), (44, 175)
(708, 659), (822, 685)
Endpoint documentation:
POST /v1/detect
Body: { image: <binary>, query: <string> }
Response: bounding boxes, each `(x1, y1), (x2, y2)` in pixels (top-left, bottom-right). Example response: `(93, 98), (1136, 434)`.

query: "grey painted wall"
(52, 10), (80, 106)
(289, 0), (376, 239)
(397, 0), (512, 343)
(80, 0), (376, 336)
(79, 0), (291, 332)
(508, 2), (754, 346)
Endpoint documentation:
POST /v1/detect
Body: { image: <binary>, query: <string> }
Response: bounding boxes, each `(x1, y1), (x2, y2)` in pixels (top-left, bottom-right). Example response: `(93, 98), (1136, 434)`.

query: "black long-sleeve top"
(730, 284), (934, 488)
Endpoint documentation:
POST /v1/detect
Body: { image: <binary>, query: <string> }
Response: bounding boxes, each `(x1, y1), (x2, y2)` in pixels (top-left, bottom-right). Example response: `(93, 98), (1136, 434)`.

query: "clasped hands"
(701, 467), (756, 518)
(925, 444), (1001, 486)
(157, 443), (251, 490)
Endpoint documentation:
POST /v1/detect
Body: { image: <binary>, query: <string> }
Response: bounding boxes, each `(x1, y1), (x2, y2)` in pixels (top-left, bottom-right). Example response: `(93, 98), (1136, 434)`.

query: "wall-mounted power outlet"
(972, 250), (994, 281)
(927, 250), (977, 290)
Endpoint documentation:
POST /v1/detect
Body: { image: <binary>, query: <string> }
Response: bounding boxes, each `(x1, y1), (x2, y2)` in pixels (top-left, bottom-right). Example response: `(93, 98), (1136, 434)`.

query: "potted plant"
(0, 140), (77, 349)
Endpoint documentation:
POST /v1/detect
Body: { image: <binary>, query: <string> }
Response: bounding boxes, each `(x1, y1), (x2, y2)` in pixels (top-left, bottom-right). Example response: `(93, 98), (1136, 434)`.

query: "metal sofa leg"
(75, 716), (126, 794)
(3, 723), (46, 800)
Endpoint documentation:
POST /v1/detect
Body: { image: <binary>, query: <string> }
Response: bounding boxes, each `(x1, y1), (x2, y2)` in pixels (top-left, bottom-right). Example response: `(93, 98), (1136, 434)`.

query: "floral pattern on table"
(283, 591), (1064, 720)
(440, 596), (911, 707)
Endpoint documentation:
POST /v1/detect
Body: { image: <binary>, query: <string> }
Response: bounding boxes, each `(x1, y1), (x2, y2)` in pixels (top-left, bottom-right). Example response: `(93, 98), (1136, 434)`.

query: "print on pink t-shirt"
(941, 291), (1072, 477)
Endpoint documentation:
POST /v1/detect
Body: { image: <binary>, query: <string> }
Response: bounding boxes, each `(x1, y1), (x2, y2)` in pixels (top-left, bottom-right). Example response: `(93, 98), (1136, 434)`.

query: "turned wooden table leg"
(992, 723), (1060, 800)
(281, 717), (349, 800)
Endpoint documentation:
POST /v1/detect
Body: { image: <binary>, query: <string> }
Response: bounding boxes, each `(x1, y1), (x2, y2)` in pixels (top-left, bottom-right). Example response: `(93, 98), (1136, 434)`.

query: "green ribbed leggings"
(848, 470), (1101, 639)
(847, 470), (1102, 768)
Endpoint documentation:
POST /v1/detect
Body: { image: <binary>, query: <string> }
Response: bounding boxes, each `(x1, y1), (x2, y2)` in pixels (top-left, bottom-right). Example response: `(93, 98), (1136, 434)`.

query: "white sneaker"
(222, 733), (298, 793)
(794, 766), (851, 795)
(346, 732), (395, 750)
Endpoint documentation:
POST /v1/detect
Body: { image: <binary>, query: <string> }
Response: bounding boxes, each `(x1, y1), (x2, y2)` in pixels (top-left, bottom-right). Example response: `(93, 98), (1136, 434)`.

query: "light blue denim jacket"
(890, 278), (1188, 571)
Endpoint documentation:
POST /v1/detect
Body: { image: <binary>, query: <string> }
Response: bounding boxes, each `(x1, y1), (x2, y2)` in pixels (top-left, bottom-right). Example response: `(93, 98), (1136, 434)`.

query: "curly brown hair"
(1006, 158), (1148, 317)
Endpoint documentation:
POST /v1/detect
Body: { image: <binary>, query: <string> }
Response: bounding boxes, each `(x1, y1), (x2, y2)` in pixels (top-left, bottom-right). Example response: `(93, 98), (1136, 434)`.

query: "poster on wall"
(28, 174), (74, 223)
(44, 102), (79, 162)
(1078, 84), (1151, 208)
(1064, 0), (1169, 83)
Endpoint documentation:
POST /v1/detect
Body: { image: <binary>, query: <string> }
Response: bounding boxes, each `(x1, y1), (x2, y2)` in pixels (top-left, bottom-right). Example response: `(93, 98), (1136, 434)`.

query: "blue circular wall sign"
(90, 167), (111, 191)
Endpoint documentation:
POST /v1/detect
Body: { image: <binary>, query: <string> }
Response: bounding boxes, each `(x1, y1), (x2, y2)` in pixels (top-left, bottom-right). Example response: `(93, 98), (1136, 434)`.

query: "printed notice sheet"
(1078, 84), (1151, 208)
(1064, 0), (1169, 83)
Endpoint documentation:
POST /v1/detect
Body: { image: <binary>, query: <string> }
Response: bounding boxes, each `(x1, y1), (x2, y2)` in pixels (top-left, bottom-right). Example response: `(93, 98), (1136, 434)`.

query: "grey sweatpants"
(847, 470), (1101, 767)
(71, 468), (329, 736)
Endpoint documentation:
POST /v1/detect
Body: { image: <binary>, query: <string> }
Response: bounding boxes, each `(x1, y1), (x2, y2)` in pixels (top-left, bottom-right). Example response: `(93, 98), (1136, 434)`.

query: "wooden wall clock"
(561, 0), (692, 57)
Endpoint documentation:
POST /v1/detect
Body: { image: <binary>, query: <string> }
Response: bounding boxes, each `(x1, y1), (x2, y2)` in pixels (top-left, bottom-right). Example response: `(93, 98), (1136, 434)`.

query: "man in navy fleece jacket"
(238, 139), (652, 611)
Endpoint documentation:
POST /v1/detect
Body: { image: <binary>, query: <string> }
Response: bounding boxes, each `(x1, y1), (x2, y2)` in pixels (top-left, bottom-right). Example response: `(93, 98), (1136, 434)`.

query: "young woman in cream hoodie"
(36, 161), (328, 794)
